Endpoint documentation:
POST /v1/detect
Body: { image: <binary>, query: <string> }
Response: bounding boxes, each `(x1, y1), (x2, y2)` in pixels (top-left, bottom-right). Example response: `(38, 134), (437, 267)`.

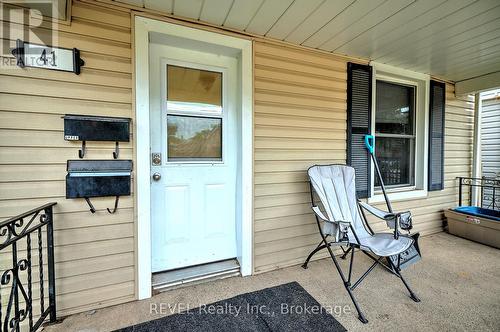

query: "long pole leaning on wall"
(471, 93), (482, 206)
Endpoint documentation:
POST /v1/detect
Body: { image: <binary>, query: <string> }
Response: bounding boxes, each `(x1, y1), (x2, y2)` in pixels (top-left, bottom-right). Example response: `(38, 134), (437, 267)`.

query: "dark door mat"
(116, 282), (346, 332)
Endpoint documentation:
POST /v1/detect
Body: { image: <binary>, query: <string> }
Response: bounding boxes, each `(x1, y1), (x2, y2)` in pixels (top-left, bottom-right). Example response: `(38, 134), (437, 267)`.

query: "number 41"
(40, 49), (56, 66)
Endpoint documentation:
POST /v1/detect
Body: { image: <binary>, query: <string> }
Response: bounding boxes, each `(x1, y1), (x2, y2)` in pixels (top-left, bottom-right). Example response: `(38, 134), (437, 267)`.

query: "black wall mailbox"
(63, 115), (130, 142)
(66, 160), (132, 213)
(63, 115), (131, 158)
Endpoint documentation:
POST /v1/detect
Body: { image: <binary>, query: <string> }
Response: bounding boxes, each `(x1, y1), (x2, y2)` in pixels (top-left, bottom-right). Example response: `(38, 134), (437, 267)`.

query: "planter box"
(444, 207), (500, 249)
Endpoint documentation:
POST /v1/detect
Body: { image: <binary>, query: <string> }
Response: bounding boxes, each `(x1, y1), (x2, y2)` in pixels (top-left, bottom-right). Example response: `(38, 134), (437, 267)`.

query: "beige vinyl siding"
(253, 41), (349, 272)
(480, 95), (500, 209)
(253, 40), (474, 273)
(481, 96), (500, 178)
(0, 1), (135, 316)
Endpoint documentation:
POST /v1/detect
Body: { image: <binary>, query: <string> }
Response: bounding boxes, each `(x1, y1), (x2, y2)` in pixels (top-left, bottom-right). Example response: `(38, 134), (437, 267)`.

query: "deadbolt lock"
(152, 153), (161, 166)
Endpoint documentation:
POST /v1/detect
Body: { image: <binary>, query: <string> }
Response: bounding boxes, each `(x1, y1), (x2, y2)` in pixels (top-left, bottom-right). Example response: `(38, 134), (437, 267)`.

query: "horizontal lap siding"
(253, 41), (474, 273)
(481, 97), (500, 178)
(253, 42), (348, 272)
(480, 96), (500, 209)
(0, 1), (135, 316)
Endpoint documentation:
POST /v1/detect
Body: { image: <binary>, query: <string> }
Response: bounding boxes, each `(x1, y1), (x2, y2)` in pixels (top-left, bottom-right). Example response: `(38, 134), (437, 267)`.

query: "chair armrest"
(358, 201), (394, 220)
(312, 206), (350, 242)
(312, 206), (351, 224)
(312, 206), (331, 222)
(312, 206), (351, 227)
(358, 201), (413, 238)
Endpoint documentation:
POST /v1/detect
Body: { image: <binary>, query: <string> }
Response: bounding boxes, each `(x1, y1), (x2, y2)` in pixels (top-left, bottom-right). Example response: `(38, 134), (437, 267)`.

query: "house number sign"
(12, 39), (85, 75)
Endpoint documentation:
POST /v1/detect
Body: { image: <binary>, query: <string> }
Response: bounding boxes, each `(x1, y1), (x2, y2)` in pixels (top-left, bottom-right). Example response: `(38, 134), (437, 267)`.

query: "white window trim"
(368, 62), (430, 203)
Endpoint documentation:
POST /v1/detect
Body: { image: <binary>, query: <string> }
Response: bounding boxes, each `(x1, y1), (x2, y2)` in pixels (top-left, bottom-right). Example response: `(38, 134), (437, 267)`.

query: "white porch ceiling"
(115, 0), (500, 84)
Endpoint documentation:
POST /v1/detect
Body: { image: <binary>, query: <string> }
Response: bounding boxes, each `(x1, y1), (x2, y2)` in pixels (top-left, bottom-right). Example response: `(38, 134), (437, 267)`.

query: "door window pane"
(375, 137), (414, 187)
(167, 65), (222, 114)
(167, 115), (222, 161)
(376, 81), (415, 135)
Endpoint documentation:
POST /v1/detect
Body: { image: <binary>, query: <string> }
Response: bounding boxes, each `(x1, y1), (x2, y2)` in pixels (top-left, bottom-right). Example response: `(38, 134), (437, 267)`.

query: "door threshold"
(152, 259), (240, 293)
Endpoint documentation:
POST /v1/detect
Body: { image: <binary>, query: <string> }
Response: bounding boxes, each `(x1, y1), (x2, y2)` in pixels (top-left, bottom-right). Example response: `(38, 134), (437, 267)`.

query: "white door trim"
(134, 16), (253, 300)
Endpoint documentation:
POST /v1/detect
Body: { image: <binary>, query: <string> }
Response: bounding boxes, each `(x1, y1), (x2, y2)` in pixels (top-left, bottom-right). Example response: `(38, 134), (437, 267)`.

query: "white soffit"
(116, 0), (500, 84)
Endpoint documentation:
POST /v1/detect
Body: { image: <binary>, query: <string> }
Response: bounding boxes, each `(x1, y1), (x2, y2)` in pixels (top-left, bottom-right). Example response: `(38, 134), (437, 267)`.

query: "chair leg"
(325, 244), (369, 324)
(362, 251), (421, 303)
(398, 272), (421, 302)
(387, 260), (421, 303)
(304, 219), (369, 323)
(302, 240), (327, 269)
(340, 246), (352, 260)
(344, 282), (369, 324)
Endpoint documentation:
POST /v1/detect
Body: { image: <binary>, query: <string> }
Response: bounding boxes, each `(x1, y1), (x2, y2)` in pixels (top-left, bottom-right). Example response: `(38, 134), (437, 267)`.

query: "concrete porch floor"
(46, 233), (500, 332)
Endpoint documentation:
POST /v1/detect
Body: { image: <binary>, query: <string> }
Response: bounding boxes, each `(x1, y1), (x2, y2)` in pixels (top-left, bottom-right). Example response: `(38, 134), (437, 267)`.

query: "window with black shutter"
(348, 63), (443, 199)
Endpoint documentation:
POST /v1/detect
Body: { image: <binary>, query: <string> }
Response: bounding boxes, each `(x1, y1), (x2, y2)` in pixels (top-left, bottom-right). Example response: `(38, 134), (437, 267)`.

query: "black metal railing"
(457, 177), (500, 210)
(0, 202), (57, 332)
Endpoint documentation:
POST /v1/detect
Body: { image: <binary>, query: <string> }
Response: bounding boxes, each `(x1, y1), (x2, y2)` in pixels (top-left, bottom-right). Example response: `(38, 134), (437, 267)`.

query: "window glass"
(375, 80), (416, 188)
(167, 115), (222, 161)
(167, 65), (222, 114)
(376, 81), (414, 135)
(375, 137), (414, 187)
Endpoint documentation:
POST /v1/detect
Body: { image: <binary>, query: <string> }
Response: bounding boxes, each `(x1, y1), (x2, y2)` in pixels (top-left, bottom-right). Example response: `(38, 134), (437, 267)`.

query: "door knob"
(152, 172), (161, 181)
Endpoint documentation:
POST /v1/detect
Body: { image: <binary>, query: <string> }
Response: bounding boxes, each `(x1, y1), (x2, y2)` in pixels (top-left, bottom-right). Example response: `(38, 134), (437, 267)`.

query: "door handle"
(152, 172), (161, 181)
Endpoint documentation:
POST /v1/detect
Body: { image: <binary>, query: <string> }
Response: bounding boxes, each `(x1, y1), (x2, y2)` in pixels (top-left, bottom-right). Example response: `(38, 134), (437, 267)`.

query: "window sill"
(368, 189), (428, 204)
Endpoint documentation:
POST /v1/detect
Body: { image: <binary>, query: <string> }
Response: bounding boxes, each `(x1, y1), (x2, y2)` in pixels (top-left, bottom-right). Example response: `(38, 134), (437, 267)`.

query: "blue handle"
(364, 135), (374, 154)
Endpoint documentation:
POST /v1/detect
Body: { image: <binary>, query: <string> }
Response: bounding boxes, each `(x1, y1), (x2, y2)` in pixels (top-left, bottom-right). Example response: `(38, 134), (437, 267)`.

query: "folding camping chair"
(301, 165), (420, 323)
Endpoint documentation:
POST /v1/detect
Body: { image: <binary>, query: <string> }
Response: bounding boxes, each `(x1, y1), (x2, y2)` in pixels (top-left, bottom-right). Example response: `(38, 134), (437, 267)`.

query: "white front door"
(149, 43), (238, 272)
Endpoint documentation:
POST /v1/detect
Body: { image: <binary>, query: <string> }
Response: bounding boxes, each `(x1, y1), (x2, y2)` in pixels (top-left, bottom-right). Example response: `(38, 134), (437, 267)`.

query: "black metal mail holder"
(64, 114), (132, 214)
(63, 114), (131, 159)
(66, 160), (132, 214)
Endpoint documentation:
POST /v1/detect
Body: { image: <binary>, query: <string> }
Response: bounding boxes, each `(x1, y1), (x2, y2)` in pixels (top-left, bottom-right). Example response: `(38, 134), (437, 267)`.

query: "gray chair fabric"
(308, 165), (413, 257)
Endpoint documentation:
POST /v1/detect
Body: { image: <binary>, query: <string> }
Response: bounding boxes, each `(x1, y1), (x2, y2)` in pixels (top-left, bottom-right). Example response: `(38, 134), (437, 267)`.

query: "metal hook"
(84, 197), (96, 213)
(79, 141), (86, 158)
(107, 196), (120, 214)
(113, 141), (119, 159)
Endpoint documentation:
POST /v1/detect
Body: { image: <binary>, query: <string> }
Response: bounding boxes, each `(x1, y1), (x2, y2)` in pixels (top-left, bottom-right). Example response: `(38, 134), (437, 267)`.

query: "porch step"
(152, 259), (240, 293)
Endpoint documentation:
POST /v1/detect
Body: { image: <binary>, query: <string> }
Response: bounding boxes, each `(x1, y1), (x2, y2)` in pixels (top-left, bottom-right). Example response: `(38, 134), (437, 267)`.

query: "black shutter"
(347, 62), (372, 198)
(428, 80), (446, 191)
